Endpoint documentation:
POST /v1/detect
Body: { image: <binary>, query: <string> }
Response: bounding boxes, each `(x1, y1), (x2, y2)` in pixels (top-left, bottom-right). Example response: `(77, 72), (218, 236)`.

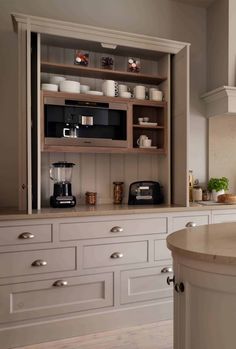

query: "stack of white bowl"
(41, 76), (82, 94)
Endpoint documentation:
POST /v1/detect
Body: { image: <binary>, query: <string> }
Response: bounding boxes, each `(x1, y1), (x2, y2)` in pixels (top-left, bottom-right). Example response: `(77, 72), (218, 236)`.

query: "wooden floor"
(16, 320), (173, 349)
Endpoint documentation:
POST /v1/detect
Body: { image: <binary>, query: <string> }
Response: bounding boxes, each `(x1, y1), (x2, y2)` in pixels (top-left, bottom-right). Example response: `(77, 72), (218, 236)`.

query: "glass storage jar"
(113, 182), (124, 204)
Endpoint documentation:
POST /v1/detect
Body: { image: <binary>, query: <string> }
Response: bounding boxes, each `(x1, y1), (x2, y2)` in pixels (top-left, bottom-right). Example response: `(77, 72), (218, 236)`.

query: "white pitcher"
(137, 135), (148, 147)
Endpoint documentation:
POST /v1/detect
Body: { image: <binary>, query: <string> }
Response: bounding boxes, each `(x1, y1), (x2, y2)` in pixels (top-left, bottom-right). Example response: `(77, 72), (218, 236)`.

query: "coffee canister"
(85, 192), (97, 205)
(113, 182), (124, 204)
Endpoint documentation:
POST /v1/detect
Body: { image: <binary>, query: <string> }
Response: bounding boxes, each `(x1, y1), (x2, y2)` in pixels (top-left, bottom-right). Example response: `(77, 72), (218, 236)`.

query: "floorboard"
(15, 320), (173, 349)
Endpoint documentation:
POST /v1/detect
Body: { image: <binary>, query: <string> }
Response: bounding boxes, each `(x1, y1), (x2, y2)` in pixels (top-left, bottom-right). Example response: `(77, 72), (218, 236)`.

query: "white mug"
(137, 134), (148, 147)
(102, 80), (115, 97)
(142, 138), (152, 147)
(118, 84), (128, 95)
(150, 89), (163, 101)
(134, 85), (145, 100)
(149, 87), (158, 98)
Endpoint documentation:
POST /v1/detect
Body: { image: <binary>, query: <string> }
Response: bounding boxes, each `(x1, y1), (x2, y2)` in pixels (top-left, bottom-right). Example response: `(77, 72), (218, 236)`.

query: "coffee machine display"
(50, 161), (76, 208)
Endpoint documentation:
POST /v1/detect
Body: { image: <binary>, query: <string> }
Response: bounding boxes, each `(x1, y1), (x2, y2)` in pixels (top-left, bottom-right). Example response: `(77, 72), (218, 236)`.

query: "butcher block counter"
(167, 222), (236, 349)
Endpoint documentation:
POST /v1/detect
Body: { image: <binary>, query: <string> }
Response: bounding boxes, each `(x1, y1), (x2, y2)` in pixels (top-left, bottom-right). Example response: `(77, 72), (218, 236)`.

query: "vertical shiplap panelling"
(80, 153), (96, 204)
(41, 153), (50, 207)
(95, 154), (111, 204)
(151, 155), (160, 181)
(124, 154), (138, 202)
(64, 153), (81, 203)
(137, 154), (153, 181)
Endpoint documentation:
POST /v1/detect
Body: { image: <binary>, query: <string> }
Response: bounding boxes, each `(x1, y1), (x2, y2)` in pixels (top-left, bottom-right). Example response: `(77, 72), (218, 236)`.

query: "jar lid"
(113, 182), (124, 184)
(85, 191), (97, 195)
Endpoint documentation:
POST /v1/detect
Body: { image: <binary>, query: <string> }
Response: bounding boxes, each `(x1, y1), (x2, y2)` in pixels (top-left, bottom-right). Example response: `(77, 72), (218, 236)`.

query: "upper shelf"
(41, 62), (167, 85)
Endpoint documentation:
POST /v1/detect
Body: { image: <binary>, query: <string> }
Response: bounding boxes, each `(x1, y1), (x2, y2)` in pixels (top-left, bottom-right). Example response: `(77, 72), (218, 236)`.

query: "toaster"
(128, 181), (164, 205)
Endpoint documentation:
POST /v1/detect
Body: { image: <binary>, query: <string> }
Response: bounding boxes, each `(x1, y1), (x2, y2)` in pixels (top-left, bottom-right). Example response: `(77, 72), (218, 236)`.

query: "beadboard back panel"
(41, 153), (160, 205)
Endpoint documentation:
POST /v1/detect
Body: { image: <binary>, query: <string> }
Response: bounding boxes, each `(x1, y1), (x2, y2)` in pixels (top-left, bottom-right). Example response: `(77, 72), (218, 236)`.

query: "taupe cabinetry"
(170, 211), (211, 233)
(212, 209), (236, 223)
(12, 14), (190, 212)
(0, 213), (172, 349)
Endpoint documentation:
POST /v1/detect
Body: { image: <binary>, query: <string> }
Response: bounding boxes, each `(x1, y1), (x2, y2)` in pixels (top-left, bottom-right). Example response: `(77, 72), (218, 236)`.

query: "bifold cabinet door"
(171, 45), (190, 206)
(120, 266), (173, 304)
(0, 273), (113, 323)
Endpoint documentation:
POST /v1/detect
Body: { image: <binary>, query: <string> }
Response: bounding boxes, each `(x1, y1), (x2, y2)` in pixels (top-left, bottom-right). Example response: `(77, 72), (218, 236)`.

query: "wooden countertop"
(167, 222), (236, 264)
(0, 202), (236, 221)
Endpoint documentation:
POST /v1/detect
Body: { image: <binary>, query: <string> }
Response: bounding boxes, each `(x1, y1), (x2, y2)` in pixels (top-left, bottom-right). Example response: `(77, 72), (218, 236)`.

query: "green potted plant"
(207, 177), (229, 201)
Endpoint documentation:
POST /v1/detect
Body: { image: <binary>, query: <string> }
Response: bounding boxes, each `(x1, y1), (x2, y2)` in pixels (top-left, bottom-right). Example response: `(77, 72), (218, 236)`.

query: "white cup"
(118, 84), (128, 95)
(80, 85), (90, 93)
(134, 85), (145, 100)
(143, 117), (149, 122)
(137, 134), (148, 147)
(142, 138), (152, 147)
(150, 89), (163, 101)
(120, 91), (131, 98)
(138, 117), (143, 124)
(102, 80), (116, 97)
(149, 87), (158, 98)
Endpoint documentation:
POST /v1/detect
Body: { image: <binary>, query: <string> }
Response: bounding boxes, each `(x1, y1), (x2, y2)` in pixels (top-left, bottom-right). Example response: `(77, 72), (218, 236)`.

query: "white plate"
(59, 80), (80, 93)
(86, 91), (103, 96)
(139, 146), (157, 149)
(139, 122), (158, 126)
(41, 83), (58, 92)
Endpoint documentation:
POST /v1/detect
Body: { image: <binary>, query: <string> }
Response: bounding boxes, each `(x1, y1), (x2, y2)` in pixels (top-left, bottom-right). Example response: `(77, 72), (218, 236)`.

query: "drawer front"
(0, 224), (52, 246)
(60, 217), (167, 241)
(0, 272), (113, 323)
(120, 266), (173, 304)
(0, 247), (76, 278)
(154, 239), (172, 261)
(172, 214), (210, 232)
(212, 213), (236, 223)
(83, 241), (148, 269)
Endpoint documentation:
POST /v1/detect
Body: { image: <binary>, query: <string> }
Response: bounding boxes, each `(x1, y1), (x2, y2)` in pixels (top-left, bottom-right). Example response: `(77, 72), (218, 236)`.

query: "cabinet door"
(171, 45), (190, 206)
(174, 263), (236, 349)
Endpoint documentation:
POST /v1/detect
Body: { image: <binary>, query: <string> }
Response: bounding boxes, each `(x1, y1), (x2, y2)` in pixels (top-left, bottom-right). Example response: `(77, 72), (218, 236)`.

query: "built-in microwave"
(44, 97), (128, 147)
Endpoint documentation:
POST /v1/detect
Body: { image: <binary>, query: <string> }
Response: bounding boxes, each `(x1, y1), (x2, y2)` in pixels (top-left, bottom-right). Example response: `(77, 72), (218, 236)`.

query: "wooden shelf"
(41, 62), (167, 85)
(133, 124), (164, 129)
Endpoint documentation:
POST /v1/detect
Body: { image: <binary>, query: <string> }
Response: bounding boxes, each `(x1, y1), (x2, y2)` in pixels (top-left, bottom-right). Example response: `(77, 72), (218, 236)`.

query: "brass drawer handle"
(110, 226), (124, 233)
(31, 259), (47, 267)
(18, 232), (35, 239)
(161, 266), (173, 273)
(185, 222), (197, 228)
(53, 280), (68, 287)
(110, 252), (123, 259)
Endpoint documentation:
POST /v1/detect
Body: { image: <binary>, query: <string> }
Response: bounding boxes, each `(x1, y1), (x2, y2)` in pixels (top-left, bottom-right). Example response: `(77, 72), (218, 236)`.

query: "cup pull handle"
(31, 259), (47, 267)
(18, 232), (35, 239)
(161, 266), (173, 273)
(185, 222), (197, 228)
(110, 252), (123, 259)
(110, 226), (124, 233)
(53, 280), (68, 287)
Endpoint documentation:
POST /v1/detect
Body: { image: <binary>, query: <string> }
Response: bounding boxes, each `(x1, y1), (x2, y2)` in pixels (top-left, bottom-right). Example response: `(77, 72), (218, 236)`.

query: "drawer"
(0, 224), (52, 246)
(171, 213), (210, 232)
(0, 272), (113, 323)
(60, 217), (167, 241)
(0, 247), (76, 278)
(120, 266), (173, 304)
(154, 239), (172, 261)
(212, 213), (236, 223)
(83, 241), (148, 269)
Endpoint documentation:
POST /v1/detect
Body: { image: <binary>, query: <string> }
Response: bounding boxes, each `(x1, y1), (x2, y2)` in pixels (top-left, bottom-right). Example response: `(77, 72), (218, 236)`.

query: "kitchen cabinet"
(0, 212), (172, 348)
(12, 13), (190, 212)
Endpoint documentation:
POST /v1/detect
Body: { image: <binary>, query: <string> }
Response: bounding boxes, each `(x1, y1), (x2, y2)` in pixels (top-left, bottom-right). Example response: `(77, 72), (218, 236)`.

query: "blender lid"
(52, 161), (75, 168)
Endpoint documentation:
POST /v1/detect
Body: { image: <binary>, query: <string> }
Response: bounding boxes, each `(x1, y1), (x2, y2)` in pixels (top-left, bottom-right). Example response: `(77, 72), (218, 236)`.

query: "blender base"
(50, 196), (76, 208)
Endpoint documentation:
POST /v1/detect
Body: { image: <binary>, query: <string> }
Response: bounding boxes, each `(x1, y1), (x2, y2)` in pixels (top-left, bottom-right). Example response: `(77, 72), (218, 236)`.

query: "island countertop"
(167, 222), (236, 264)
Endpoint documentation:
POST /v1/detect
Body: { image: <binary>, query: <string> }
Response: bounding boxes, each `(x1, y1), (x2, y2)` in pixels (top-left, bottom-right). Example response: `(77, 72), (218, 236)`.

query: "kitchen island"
(167, 222), (236, 349)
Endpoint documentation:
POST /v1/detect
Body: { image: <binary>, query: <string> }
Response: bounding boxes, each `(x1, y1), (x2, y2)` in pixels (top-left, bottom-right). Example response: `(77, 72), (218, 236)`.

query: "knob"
(110, 226), (124, 233)
(161, 267), (173, 273)
(167, 276), (175, 285)
(185, 222), (197, 228)
(31, 259), (47, 267)
(175, 282), (185, 293)
(53, 280), (68, 287)
(18, 232), (35, 239)
(110, 252), (123, 259)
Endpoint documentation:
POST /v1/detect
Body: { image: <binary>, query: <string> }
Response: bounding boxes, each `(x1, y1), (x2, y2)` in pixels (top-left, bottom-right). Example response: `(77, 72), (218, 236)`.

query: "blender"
(50, 161), (76, 208)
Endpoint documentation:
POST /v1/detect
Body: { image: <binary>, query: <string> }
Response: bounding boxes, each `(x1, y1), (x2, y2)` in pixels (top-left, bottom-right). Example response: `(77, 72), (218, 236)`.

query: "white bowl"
(41, 83), (58, 92)
(80, 85), (90, 93)
(59, 80), (80, 93)
(120, 91), (131, 98)
(86, 90), (103, 96)
(49, 76), (66, 85)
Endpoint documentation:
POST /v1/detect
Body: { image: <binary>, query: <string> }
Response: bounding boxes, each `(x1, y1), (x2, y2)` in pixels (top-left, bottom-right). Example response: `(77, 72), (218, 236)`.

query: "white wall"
(0, 0), (207, 207)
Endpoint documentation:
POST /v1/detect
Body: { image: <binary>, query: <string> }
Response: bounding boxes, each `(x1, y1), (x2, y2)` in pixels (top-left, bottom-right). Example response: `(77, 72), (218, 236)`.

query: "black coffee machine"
(50, 161), (76, 208)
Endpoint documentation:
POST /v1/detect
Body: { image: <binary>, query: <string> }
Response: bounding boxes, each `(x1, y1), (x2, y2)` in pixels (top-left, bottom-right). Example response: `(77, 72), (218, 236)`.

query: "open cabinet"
(12, 13), (190, 212)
